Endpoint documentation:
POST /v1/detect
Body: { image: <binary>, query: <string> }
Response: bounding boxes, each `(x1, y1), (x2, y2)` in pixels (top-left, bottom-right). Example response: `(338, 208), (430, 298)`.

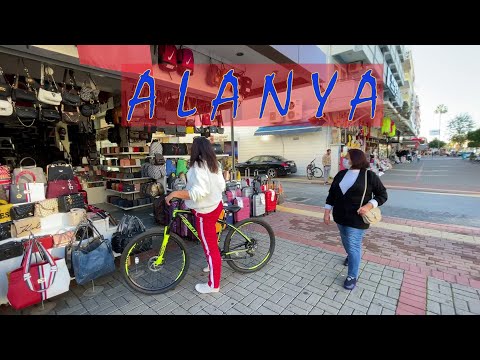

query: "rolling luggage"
(251, 193), (266, 217)
(234, 197), (251, 222)
(264, 189), (277, 214)
(241, 186), (253, 198)
(226, 190), (236, 202)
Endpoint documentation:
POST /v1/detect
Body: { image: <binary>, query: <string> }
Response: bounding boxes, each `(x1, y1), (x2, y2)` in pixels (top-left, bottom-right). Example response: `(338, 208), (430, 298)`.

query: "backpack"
(149, 140), (163, 155)
(177, 47), (194, 75)
(158, 45), (177, 72)
(176, 159), (188, 176)
(153, 195), (168, 225)
(166, 159), (176, 176)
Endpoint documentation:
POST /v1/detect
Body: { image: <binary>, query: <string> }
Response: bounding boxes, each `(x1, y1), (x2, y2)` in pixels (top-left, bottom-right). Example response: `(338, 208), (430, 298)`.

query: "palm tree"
(434, 104), (448, 140)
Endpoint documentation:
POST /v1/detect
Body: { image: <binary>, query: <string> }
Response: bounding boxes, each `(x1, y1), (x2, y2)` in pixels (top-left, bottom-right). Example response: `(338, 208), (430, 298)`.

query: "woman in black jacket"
(324, 149), (388, 290)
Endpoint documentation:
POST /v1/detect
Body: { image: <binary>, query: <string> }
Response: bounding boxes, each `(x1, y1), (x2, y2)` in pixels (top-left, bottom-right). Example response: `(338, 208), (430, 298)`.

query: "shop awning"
(254, 123), (322, 136)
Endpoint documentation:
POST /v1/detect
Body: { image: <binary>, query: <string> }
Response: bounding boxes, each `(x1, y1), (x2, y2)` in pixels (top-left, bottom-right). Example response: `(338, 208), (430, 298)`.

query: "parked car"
(236, 155), (297, 178)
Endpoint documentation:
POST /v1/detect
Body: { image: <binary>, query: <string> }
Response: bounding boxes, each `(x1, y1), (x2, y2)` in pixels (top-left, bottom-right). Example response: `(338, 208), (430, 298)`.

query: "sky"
(410, 45), (480, 142)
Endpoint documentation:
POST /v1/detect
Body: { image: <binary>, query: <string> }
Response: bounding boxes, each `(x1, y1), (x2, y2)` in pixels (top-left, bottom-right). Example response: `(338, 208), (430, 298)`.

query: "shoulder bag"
(58, 193), (85, 213)
(46, 179), (77, 199)
(34, 198), (59, 218)
(9, 170), (45, 203)
(0, 221), (12, 240)
(11, 216), (41, 238)
(47, 161), (74, 181)
(37, 63), (62, 106)
(111, 215), (146, 254)
(0, 66), (13, 117)
(10, 203), (35, 220)
(13, 157), (47, 184)
(53, 229), (75, 248)
(359, 170), (382, 225)
(0, 165), (11, 186)
(61, 69), (82, 106)
(11, 58), (37, 103)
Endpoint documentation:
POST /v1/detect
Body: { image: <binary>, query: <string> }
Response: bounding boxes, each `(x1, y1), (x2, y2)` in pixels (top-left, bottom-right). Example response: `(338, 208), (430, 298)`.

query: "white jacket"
(185, 161), (226, 214)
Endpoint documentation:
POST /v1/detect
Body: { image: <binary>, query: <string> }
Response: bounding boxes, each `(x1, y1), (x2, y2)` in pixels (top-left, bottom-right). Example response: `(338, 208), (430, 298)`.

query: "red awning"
(77, 45), (152, 72)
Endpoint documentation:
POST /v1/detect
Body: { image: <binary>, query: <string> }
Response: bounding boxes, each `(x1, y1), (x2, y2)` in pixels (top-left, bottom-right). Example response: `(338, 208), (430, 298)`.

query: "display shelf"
(106, 189), (140, 195)
(104, 177), (152, 182)
(85, 180), (106, 184)
(102, 152), (149, 156)
(101, 165), (142, 169)
(162, 154), (229, 160)
(109, 203), (152, 211)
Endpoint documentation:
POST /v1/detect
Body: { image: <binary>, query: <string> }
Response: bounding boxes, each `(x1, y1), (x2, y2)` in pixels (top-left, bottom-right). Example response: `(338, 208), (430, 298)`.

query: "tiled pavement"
(1, 201), (480, 315)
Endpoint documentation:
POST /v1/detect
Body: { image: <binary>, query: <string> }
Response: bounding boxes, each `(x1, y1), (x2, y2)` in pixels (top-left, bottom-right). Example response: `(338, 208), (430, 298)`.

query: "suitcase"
(251, 193), (266, 217)
(264, 189), (277, 214)
(235, 188), (242, 198)
(226, 190), (236, 202)
(242, 186), (253, 198)
(234, 197), (250, 222)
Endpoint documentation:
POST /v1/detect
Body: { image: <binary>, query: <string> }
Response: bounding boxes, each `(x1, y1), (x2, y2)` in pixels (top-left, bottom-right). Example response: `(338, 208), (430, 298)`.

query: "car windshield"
(271, 156), (288, 161)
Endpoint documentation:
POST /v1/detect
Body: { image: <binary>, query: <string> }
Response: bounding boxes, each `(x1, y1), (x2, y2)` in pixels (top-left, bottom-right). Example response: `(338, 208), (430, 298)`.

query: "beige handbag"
(66, 208), (87, 227)
(11, 217), (41, 238)
(34, 198), (59, 218)
(359, 170), (382, 225)
(53, 229), (75, 248)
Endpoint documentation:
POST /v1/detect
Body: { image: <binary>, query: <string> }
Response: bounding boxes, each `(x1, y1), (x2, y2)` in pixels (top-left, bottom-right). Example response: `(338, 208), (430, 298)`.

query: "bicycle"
(306, 158), (323, 180)
(120, 200), (276, 295)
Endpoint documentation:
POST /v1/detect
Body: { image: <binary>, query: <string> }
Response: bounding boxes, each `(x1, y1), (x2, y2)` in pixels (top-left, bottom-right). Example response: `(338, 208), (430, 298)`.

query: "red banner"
(77, 45), (152, 71)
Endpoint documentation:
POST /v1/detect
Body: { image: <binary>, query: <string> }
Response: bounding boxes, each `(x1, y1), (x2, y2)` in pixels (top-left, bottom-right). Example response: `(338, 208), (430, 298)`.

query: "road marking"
(389, 169), (448, 172)
(383, 185), (480, 195)
(384, 174), (448, 177)
(415, 163), (424, 182)
(414, 191), (480, 198)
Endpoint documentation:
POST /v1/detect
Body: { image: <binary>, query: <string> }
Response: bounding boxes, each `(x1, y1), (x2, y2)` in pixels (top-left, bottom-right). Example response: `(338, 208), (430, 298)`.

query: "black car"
(236, 155), (297, 178)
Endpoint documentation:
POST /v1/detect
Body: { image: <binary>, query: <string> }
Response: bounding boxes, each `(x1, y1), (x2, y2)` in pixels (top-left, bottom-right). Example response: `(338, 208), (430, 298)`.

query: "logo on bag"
(16, 194), (22, 199)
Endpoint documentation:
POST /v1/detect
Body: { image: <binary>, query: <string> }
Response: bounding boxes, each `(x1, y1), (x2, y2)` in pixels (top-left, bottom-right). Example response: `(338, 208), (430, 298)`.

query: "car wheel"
(267, 168), (278, 178)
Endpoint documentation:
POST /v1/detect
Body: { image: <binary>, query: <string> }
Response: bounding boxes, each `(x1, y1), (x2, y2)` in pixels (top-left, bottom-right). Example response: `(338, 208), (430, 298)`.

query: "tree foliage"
(447, 113), (475, 139)
(428, 138), (446, 149)
(467, 128), (480, 148)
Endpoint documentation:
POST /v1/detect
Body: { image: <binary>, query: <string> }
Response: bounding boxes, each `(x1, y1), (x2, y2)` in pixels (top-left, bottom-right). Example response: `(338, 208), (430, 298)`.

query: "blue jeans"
(337, 224), (366, 279)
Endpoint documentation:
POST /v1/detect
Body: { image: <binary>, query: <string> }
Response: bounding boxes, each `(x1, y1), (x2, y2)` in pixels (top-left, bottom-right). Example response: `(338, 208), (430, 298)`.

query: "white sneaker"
(195, 283), (220, 294)
(202, 265), (210, 273)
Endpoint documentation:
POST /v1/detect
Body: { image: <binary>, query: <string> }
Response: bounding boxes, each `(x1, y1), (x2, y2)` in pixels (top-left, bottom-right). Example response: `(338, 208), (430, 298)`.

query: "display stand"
(29, 300), (57, 315)
(82, 280), (104, 298)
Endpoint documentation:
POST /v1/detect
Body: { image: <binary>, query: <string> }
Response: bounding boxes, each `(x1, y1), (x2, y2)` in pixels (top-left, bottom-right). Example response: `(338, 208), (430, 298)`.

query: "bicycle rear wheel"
(223, 218), (275, 273)
(120, 229), (190, 295)
(312, 167), (323, 178)
(306, 166), (313, 180)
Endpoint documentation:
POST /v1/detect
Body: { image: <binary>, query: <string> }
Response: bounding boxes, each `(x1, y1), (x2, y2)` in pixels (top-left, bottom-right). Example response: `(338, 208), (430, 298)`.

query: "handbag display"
(7, 236), (70, 310)
(47, 161), (74, 181)
(9, 183), (44, 204)
(79, 74), (100, 102)
(53, 229), (75, 248)
(58, 193), (85, 213)
(34, 198), (59, 218)
(68, 220), (115, 285)
(61, 104), (81, 123)
(0, 240), (23, 260)
(0, 200), (13, 223)
(111, 215), (146, 254)
(0, 221), (12, 241)
(0, 98), (13, 117)
(13, 158), (47, 184)
(46, 179), (77, 199)
(0, 66), (12, 98)
(11, 59), (37, 103)
(62, 69), (82, 106)
(22, 235), (53, 250)
(11, 216), (41, 238)
(80, 102), (100, 117)
(37, 64), (62, 106)
(66, 208), (87, 226)
(40, 107), (61, 123)
(10, 203), (35, 221)
(0, 165), (11, 186)
(359, 170), (382, 225)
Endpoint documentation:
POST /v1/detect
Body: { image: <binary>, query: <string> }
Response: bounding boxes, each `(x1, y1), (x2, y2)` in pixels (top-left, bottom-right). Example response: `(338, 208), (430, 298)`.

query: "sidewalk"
(1, 202), (479, 315)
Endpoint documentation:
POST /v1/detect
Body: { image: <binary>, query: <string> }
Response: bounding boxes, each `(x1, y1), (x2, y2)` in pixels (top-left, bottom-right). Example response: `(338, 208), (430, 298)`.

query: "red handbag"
(46, 179), (77, 199)
(7, 237), (58, 310)
(22, 235), (53, 251)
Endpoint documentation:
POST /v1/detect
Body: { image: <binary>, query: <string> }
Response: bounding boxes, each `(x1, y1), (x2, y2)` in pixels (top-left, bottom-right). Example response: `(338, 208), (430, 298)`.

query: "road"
(280, 157), (480, 228)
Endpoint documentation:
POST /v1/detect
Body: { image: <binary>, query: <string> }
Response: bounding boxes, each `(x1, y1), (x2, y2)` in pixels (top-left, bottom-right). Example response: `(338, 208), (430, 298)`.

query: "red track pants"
(193, 201), (223, 289)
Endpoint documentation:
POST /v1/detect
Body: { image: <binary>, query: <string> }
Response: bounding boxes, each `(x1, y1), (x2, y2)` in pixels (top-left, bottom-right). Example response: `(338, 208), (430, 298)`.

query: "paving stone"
(141, 308), (159, 315)
(309, 307), (325, 315)
(290, 298), (314, 312)
(306, 293), (322, 307)
(453, 298), (469, 312)
(240, 293), (259, 307)
(278, 294), (295, 308)
(467, 300), (480, 314)
(347, 294), (372, 309)
(387, 288), (401, 299)
(452, 288), (480, 300)
(338, 305), (354, 315)
(318, 297), (342, 310)
(126, 304), (150, 315)
(373, 293), (398, 306)
(249, 297), (267, 311)
(381, 308), (395, 315)
(286, 303), (309, 315)
(233, 302), (254, 315)
(281, 309), (296, 315)
(315, 301), (340, 315)
(344, 300), (368, 314)
(427, 300), (441, 314)
(352, 309), (367, 315)
(440, 304), (456, 315)
(367, 304), (383, 315)
(360, 289), (376, 302)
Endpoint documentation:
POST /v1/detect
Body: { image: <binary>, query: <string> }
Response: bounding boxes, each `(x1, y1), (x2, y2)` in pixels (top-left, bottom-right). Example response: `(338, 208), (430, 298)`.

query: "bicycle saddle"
(223, 204), (242, 213)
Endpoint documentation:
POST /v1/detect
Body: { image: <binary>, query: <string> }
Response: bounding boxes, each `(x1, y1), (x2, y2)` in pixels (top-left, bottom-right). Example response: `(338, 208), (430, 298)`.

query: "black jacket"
(326, 169), (388, 229)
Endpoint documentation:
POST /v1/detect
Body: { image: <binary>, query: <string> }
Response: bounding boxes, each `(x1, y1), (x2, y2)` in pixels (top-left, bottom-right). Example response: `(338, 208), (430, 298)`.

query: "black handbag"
(11, 59), (37, 103)
(47, 161), (74, 181)
(111, 215), (146, 254)
(164, 126), (176, 135)
(62, 69), (82, 106)
(15, 105), (38, 119)
(162, 143), (187, 156)
(212, 143), (223, 154)
(80, 102), (100, 117)
(218, 127), (225, 134)
(0, 240), (23, 260)
(0, 66), (12, 98)
(0, 221), (12, 241)
(210, 126), (218, 134)
(10, 203), (35, 221)
(58, 193), (86, 213)
(176, 125), (186, 137)
(40, 107), (61, 122)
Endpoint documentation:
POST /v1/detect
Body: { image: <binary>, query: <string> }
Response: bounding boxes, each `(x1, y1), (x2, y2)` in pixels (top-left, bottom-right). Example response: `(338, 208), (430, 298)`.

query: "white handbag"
(26, 182), (46, 202)
(37, 64), (62, 106)
(0, 99), (13, 116)
(43, 257), (71, 299)
(67, 208), (87, 226)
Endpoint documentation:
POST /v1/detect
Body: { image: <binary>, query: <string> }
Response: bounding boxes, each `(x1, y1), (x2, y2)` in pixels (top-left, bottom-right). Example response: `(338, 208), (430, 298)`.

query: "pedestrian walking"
(166, 137), (226, 294)
(322, 149), (332, 185)
(323, 149), (388, 290)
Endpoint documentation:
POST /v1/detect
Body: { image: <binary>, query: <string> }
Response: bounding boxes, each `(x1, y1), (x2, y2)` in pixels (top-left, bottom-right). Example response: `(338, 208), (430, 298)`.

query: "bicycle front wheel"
(223, 218), (275, 273)
(120, 229), (190, 295)
(306, 167), (313, 180)
(312, 167), (323, 178)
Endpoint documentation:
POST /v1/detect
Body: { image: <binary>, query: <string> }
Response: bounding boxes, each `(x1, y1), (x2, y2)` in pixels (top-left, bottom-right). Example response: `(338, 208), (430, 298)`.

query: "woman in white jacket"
(165, 137), (226, 294)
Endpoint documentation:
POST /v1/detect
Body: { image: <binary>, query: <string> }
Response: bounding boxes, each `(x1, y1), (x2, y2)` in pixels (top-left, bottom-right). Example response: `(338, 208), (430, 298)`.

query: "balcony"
(330, 45), (384, 64)
(396, 45), (405, 62)
(384, 46), (405, 86)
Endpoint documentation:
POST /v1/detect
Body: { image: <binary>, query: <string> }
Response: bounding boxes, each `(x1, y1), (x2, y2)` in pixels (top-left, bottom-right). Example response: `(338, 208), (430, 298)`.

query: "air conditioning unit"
(286, 98), (302, 122)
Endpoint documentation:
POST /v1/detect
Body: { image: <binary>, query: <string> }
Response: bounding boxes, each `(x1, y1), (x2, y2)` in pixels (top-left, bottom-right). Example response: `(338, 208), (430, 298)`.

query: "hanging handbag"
(11, 58), (37, 103)
(79, 74), (100, 102)
(0, 221), (12, 241)
(0, 66), (12, 98)
(47, 161), (74, 181)
(11, 216), (41, 238)
(80, 102), (100, 117)
(0, 240), (23, 260)
(10, 203), (35, 220)
(0, 200), (13, 223)
(0, 165), (11, 186)
(46, 179), (77, 199)
(111, 215), (146, 254)
(61, 104), (81, 123)
(52, 229), (75, 248)
(13, 158), (47, 184)
(359, 170), (382, 225)
(61, 69), (82, 106)
(58, 193), (85, 213)
(7, 236), (70, 310)
(14, 105), (38, 127)
(40, 106), (61, 123)
(66, 208), (87, 226)
(68, 220), (115, 285)
(22, 234), (54, 250)
(34, 198), (59, 218)
(0, 98), (13, 117)
(37, 64), (62, 106)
